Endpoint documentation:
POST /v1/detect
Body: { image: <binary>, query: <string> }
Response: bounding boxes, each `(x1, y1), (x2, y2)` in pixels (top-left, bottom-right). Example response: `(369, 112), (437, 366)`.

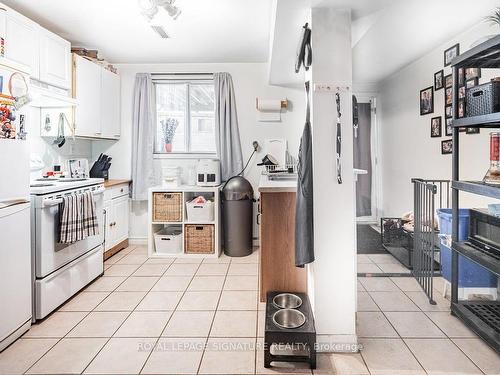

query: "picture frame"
(420, 86), (434, 115)
(444, 74), (453, 88)
(466, 78), (479, 88)
(465, 67), (481, 80)
(444, 43), (460, 66)
(434, 70), (444, 90)
(441, 139), (453, 155)
(458, 67), (465, 87)
(445, 105), (452, 118)
(445, 118), (453, 136)
(431, 116), (442, 137)
(458, 86), (465, 99)
(445, 87), (453, 105)
(458, 99), (465, 118)
(466, 127), (480, 135)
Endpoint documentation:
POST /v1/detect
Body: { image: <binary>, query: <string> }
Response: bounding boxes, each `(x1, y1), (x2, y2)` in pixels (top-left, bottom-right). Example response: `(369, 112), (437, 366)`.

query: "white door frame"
(354, 94), (382, 224)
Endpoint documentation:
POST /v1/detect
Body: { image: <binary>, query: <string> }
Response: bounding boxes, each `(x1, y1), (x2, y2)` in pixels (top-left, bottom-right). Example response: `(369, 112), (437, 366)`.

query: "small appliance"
(196, 159), (220, 186)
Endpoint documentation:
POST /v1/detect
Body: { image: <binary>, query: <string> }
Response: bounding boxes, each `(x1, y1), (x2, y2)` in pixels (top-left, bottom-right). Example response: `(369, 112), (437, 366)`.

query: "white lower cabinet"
(104, 183), (130, 252)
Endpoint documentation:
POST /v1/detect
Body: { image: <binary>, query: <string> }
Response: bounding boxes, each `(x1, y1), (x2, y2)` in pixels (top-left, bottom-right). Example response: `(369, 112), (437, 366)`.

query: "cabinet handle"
(256, 213), (261, 225)
(95, 132), (102, 135)
(120, 188), (124, 193)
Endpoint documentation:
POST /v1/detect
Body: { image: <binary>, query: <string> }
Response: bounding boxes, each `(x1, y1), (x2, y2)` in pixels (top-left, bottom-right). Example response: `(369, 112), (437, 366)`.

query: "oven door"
(34, 188), (104, 278)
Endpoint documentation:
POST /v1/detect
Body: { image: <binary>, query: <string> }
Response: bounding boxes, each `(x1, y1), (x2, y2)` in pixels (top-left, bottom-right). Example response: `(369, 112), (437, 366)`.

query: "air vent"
(151, 25), (169, 38)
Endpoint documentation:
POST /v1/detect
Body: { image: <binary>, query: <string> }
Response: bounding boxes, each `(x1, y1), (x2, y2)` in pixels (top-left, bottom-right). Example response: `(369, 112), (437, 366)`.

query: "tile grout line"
(23, 245), (146, 375)
(79, 247), (165, 375)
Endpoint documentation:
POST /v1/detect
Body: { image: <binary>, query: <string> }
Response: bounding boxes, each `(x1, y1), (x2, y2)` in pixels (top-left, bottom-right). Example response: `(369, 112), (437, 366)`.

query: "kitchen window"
(153, 79), (217, 157)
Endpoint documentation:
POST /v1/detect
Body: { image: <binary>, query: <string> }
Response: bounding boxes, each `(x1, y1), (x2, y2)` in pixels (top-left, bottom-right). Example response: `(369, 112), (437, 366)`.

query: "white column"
(308, 7), (357, 351)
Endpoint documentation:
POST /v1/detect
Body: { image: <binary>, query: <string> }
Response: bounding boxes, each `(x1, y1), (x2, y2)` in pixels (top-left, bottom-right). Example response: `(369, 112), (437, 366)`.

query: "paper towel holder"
(255, 98), (288, 110)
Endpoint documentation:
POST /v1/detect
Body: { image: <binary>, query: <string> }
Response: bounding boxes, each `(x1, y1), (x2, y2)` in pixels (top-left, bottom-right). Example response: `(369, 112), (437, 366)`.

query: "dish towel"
(59, 191), (99, 244)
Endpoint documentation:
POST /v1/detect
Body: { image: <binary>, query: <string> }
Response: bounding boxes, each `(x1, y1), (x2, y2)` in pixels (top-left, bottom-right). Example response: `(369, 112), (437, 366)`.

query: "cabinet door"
(103, 200), (114, 251)
(112, 195), (129, 245)
(39, 28), (71, 89)
(74, 54), (101, 137)
(101, 69), (121, 139)
(4, 11), (39, 78)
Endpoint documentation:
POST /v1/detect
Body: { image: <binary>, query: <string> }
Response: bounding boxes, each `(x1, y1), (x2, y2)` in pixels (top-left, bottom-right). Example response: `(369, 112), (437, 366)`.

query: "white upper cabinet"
(73, 54), (101, 137)
(4, 9), (39, 79)
(73, 54), (121, 139)
(39, 28), (71, 89)
(101, 68), (121, 139)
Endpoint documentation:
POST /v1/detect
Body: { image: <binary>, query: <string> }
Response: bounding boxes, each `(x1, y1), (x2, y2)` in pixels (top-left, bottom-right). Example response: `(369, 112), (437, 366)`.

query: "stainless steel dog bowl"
(272, 293), (302, 309)
(272, 309), (306, 329)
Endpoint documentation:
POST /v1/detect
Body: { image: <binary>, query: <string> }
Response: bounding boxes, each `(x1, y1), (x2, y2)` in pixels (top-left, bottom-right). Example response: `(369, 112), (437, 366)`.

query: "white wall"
(92, 62), (306, 240)
(379, 22), (498, 217)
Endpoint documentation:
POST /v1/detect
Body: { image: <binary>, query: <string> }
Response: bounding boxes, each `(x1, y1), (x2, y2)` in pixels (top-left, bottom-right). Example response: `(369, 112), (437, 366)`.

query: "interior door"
(74, 54), (101, 137)
(101, 69), (121, 139)
(353, 97), (379, 223)
(39, 28), (71, 89)
(113, 196), (129, 245)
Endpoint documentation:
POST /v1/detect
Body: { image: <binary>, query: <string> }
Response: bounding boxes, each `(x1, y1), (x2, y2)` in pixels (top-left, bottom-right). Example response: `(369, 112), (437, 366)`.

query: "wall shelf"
(452, 112), (500, 128)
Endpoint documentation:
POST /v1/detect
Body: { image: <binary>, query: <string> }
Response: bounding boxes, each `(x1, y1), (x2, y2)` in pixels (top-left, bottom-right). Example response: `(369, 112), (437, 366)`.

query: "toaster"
(196, 159), (221, 186)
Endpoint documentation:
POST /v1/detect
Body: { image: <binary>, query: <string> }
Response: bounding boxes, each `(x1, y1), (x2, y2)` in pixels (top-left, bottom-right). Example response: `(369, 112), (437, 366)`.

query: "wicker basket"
(153, 192), (182, 222)
(185, 224), (215, 254)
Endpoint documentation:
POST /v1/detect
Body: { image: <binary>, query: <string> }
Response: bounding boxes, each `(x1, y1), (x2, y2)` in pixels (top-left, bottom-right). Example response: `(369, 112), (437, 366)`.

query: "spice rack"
(147, 185), (222, 258)
(450, 34), (500, 353)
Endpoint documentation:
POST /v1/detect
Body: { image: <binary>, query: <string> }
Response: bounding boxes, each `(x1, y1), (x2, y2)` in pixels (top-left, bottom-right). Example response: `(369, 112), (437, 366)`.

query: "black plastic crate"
(466, 81), (500, 117)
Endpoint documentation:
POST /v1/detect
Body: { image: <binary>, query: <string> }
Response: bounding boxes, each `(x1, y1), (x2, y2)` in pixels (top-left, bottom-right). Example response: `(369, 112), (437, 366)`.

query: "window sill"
(153, 153), (218, 160)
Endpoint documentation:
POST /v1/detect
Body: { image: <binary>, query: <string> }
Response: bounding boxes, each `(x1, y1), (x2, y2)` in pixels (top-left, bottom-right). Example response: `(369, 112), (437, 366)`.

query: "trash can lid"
(222, 176), (254, 200)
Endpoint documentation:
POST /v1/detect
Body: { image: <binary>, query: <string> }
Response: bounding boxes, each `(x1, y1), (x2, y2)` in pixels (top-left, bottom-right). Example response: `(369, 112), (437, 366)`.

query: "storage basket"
(154, 226), (182, 254)
(466, 81), (500, 117)
(153, 192), (182, 222)
(185, 224), (215, 254)
(186, 200), (214, 222)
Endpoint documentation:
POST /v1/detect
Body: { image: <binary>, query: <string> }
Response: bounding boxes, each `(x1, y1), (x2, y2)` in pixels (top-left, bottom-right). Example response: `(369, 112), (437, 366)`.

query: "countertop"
(104, 179), (131, 188)
(258, 174), (297, 193)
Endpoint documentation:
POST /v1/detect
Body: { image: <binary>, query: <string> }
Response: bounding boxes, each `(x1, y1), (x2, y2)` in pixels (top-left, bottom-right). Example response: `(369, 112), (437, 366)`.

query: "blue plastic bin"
(437, 209), (497, 288)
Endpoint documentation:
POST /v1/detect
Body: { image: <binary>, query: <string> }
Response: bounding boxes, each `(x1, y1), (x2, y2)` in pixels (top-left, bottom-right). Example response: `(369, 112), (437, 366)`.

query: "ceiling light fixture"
(138, 0), (181, 22)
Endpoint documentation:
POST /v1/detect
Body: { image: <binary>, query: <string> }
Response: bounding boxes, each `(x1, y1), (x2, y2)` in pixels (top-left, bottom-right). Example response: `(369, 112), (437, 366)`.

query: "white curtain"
(214, 72), (243, 181)
(131, 73), (155, 201)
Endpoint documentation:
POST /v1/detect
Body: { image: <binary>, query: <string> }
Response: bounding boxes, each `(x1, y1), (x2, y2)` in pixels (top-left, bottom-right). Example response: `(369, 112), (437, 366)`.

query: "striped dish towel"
(59, 191), (99, 244)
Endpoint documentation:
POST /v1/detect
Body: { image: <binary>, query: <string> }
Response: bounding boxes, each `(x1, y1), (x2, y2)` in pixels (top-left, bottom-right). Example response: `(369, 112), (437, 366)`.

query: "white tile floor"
(0, 245), (498, 374)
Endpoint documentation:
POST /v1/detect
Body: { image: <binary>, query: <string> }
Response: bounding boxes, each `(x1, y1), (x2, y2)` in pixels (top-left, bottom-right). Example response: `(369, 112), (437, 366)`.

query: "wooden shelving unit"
(147, 185), (222, 259)
(450, 35), (500, 353)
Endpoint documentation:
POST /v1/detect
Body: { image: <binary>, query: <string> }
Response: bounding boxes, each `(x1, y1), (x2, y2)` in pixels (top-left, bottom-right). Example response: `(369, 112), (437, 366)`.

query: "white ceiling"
(2, 0), (273, 63)
(3, 0), (499, 83)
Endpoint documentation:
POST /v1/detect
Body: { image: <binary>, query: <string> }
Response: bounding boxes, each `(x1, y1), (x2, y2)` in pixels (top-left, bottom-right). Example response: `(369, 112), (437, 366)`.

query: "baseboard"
(129, 237), (148, 245)
(104, 239), (129, 260)
(316, 334), (359, 353)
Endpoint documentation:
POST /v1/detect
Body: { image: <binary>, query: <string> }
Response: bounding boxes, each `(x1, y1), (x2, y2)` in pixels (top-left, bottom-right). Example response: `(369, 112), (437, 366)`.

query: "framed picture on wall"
(458, 99), (465, 118)
(434, 70), (444, 90)
(459, 86), (466, 99)
(441, 139), (453, 154)
(458, 67), (465, 87)
(445, 74), (453, 88)
(431, 117), (442, 137)
(466, 78), (479, 88)
(445, 87), (453, 105)
(445, 105), (452, 118)
(466, 127), (480, 134)
(445, 118), (453, 136)
(420, 86), (434, 115)
(444, 43), (460, 66)
(465, 67), (481, 80)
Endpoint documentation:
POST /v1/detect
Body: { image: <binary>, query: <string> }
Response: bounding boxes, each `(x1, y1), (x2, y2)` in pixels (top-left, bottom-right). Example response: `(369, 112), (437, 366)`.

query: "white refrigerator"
(0, 60), (32, 351)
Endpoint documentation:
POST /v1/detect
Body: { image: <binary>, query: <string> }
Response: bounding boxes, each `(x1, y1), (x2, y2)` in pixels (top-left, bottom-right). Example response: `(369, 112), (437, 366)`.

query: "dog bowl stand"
(264, 291), (316, 369)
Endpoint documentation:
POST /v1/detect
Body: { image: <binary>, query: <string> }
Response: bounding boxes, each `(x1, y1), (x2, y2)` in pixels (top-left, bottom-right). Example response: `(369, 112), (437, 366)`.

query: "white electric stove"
(30, 177), (105, 320)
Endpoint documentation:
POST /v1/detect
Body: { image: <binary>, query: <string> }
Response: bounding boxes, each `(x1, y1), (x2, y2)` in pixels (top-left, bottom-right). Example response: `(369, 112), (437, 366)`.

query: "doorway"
(353, 96), (380, 224)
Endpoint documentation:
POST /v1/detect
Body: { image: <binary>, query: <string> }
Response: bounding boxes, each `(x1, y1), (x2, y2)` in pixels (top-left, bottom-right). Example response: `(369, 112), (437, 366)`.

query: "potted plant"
(161, 118), (178, 153)
(472, 8), (500, 47)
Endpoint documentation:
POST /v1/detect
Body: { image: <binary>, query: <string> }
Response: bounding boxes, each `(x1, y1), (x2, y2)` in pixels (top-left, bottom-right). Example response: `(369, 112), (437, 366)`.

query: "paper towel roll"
(256, 99), (282, 111)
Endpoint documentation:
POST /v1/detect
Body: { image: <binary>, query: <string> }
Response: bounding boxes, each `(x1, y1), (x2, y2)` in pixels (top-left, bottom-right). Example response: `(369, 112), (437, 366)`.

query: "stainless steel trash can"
(222, 176), (254, 257)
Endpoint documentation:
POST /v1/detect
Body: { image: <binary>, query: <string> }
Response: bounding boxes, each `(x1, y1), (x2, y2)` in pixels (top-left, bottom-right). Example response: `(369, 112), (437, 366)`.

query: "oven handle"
(42, 187), (106, 207)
